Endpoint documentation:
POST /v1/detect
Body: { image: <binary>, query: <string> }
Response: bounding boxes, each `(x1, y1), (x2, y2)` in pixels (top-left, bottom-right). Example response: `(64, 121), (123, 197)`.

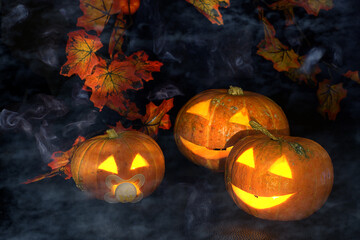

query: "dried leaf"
(60, 30), (103, 80)
(84, 57), (140, 111)
(126, 51), (163, 83)
(257, 38), (301, 72)
(77, 0), (122, 35)
(285, 56), (321, 86)
(140, 98), (174, 138)
(269, 0), (296, 25)
(109, 13), (127, 57)
(343, 70), (360, 84)
(112, 121), (135, 132)
(186, 0), (230, 25)
(317, 79), (347, 120)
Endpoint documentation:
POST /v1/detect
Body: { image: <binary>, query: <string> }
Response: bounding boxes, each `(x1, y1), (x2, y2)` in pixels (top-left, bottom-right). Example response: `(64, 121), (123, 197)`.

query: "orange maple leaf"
(258, 7), (276, 45)
(84, 57), (140, 111)
(285, 56), (321, 86)
(77, 0), (122, 35)
(317, 79), (347, 120)
(140, 98), (174, 138)
(126, 51), (163, 83)
(290, 0), (333, 16)
(106, 95), (142, 120)
(112, 121), (135, 132)
(257, 38), (301, 72)
(343, 70), (360, 84)
(23, 136), (85, 184)
(185, 0), (230, 25)
(109, 13), (127, 57)
(60, 30), (103, 80)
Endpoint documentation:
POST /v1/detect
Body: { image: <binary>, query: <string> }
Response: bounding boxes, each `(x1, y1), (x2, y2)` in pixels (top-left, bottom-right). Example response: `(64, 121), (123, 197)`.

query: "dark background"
(1, 0), (360, 239)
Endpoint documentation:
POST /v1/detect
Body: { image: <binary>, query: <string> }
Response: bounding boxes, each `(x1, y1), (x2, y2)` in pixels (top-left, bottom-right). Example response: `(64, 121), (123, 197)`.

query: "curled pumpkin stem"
(228, 86), (244, 95)
(249, 120), (280, 141)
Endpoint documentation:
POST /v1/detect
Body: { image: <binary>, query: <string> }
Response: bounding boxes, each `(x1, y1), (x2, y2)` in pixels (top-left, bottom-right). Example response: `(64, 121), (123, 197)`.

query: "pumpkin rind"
(225, 135), (334, 221)
(174, 88), (290, 171)
(71, 130), (165, 202)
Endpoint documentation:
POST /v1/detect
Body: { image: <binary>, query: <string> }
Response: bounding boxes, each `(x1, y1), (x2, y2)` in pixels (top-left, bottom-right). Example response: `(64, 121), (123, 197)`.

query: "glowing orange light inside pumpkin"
(231, 184), (295, 209)
(186, 99), (211, 120)
(98, 155), (118, 174)
(236, 147), (255, 168)
(268, 155), (293, 179)
(179, 136), (233, 159)
(229, 108), (250, 126)
(130, 153), (149, 170)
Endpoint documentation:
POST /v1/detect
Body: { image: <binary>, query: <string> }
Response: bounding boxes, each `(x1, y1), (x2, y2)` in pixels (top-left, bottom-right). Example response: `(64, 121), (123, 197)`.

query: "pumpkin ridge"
(254, 95), (276, 130)
(94, 138), (110, 197)
(73, 139), (102, 187)
(207, 93), (227, 149)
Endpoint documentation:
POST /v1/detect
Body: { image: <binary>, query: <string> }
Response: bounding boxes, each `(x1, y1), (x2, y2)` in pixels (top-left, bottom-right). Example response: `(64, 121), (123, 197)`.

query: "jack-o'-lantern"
(71, 129), (165, 203)
(225, 121), (334, 221)
(174, 86), (290, 171)
(117, 0), (140, 15)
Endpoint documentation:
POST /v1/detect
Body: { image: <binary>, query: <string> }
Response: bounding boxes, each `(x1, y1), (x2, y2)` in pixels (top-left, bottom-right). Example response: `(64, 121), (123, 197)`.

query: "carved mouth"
(179, 136), (233, 159)
(231, 184), (295, 209)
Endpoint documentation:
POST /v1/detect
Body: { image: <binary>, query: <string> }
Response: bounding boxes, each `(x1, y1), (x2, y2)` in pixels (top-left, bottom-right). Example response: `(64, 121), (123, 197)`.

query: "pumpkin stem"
(106, 129), (119, 138)
(228, 86), (244, 95)
(249, 120), (280, 141)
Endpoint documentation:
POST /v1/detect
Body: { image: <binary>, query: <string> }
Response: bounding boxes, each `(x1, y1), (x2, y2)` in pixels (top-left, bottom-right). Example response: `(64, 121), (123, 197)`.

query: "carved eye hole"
(130, 153), (149, 170)
(236, 148), (255, 168)
(268, 155), (292, 179)
(229, 108), (250, 126)
(186, 99), (211, 120)
(98, 155), (118, 174)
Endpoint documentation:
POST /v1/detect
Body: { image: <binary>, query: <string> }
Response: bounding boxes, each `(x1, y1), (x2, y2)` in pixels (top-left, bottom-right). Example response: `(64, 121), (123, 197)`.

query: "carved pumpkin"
(118, 0), (140, 15)
(174, 86), (290, 171)
(225, 121), (334, 221)
(71, 129), (164, 203)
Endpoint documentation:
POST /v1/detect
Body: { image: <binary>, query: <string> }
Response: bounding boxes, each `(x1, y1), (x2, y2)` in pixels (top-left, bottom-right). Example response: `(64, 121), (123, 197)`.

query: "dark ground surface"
(1, 0), (360, 239)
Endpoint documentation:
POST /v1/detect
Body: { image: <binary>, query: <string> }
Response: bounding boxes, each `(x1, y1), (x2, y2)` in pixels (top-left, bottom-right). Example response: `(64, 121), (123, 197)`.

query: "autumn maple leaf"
(109, 13), (127, 57)
(77, 0), (122, 35)
(84, 57), (140, 111)
(257, 38), (301, 72)
(126, 51), (163, 83)
(60, 30), (103, 80)
(290, 0), (333, 16)
(140, 98), (174, 138)
(317, 79), (347, 120)
(343, 70), (360, 84)
(185, 0), (230, 25)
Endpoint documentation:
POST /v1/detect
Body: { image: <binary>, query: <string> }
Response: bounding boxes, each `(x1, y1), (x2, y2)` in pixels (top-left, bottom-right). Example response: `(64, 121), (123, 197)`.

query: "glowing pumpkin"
(71, 129), (164, 203)
(225, 121), (334, 221)
(117, 0), (140, 15)
(174, 86), (290, 171)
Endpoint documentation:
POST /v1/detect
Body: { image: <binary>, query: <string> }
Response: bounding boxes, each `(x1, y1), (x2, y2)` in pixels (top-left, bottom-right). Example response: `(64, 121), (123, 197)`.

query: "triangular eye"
(229, 108), (250, 126)
(130, 153), (149, 170)
(236, 148), (255, 168)
(98, 155), (118, 174)
(186, 99), (211, 120)
(268, 155), (292, 179)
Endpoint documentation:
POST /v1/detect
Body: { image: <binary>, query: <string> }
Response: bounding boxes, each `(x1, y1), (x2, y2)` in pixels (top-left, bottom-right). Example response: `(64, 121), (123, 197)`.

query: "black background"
(1, 0), (360, 239)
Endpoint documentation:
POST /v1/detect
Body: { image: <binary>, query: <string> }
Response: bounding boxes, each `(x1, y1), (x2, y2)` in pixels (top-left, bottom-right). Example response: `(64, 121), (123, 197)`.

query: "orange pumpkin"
(71, 129), (164, 203)
(117, 0), (140, 15)
(174, 86), (289, 171)
(225, 121), (334, 221)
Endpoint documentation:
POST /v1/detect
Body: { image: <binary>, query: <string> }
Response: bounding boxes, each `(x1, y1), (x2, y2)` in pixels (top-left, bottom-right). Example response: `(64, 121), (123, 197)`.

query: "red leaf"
(111, 121), (135, 132)
(84, 57), (140, 111)
(185, 0), (230, 25)
(126, 51), (163, 83)
(343, 70), (360, 84)
(317, 80), (347, 120)
(109, 13), (127, 57)
(140, 98), (174, 138)
(77, 0), (122, 35)
(60, 30), (103, 80)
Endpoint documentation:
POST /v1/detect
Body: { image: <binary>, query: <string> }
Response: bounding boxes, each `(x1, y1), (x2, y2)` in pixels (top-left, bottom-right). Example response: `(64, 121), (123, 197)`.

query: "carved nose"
(115, 182), (137, 203)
